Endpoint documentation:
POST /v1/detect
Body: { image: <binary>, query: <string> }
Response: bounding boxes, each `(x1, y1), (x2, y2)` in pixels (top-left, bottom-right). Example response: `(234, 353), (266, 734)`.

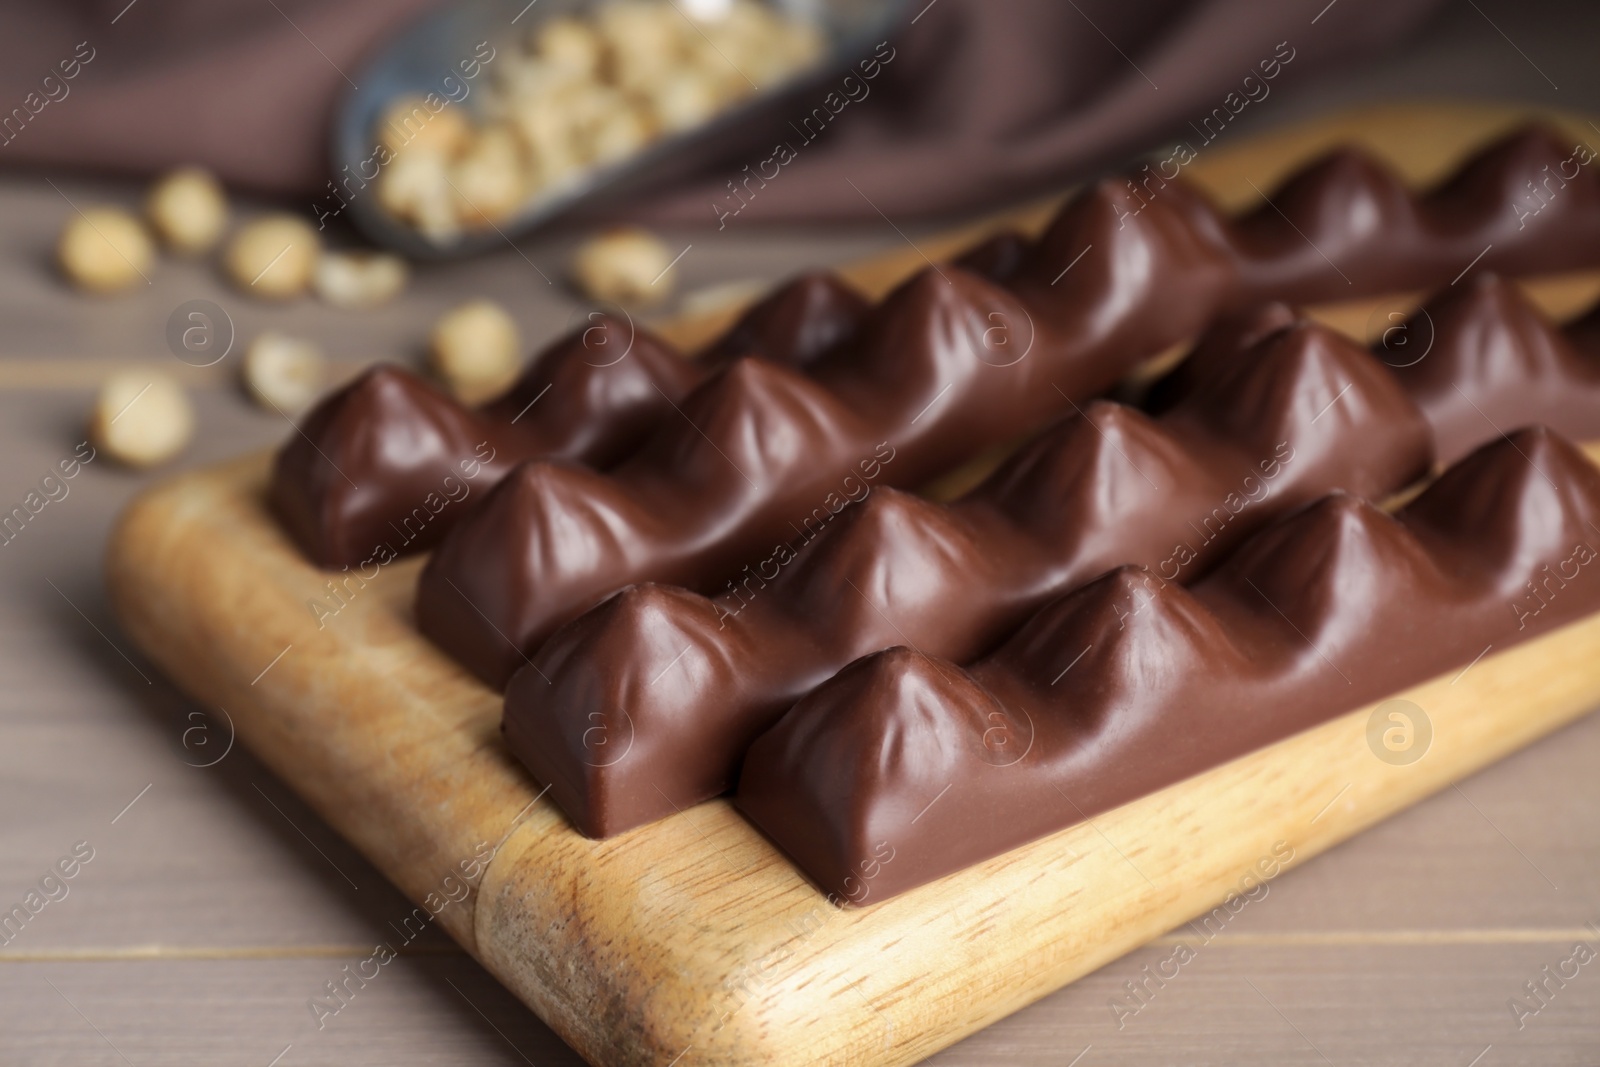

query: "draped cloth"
(0, 0), (1446, 223)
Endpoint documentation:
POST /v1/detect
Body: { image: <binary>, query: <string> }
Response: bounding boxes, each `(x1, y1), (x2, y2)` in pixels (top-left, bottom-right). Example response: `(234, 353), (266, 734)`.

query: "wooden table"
(6, 2), (1600, 1063)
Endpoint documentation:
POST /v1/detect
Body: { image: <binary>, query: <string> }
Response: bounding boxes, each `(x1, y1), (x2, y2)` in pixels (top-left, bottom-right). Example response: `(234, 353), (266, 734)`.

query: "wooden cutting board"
(107, 102), (1600, 1067)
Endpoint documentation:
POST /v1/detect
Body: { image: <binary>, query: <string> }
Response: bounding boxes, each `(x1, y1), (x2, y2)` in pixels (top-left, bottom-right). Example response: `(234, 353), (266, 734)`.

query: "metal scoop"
(331, 0), (906, 257)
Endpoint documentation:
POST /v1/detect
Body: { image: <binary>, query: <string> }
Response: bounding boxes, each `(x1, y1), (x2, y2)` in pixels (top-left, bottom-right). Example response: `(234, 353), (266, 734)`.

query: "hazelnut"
(88, 370), (194, 468)
(688, 0), (822, 96)
(225, 214), (320, 299)
(513, 99), (584, 192)
(145, 167), (228, 255)
(376, 151), (463, 243)
(242, 332), (327, 415)
(585, 102), (652, 166)
(535, 17), (604, 80)
(686, 35), (760, 105)
(449, 126), (527, 228)
(562, 85), (629, 146)
(57, 206), (154, 294)
(377, 95), (471, 157)
(598, 2), (688, 87)
(744, 23), (823, 85)
(495, 56), (584, 103)
(313, 251), (408, 309)
(719, 0), (788, 47)
(642, 70), (719, 132)
(570, 226), (677, 306)
(430, 299), (522, 402)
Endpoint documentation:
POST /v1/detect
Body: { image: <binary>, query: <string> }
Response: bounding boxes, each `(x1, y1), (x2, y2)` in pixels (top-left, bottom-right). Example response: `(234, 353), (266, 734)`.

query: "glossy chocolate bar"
(738, 428), (1600, 903)
(1386, 273), (1600, 464)
(504, 314), (1434, 837)
(270, 272), (869, 566)
(419, 126), (1600, 686)
(1150, 273), (1600, 464)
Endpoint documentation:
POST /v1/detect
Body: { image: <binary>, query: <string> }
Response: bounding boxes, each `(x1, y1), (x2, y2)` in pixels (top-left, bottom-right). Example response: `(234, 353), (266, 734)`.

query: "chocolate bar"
(270, 272), (869, 566)
(1151, 273), (1600, 464)
(951, 229), (1029, 283)
(1386, 273), (1600, 464)
(503, 313), (1434, 837)
(502, 276), (1600, 838)
(418, 126), (1600, 686)
(697, 269), (870, 367)
(738, 427), (1600, 903)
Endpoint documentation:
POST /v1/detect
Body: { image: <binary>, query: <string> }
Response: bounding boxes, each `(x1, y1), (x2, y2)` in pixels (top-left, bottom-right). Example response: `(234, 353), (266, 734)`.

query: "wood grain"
(104, 102), (1600, 1066)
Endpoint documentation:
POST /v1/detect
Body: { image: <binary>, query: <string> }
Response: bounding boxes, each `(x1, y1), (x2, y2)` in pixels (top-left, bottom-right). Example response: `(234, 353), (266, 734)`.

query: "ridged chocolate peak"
(1211, 492), (1438, 644)
(775, 489), (977, 629)
(1141, 301), (1299, 411)
(818, 265), (1041, 466)
(1171, 319), (1434, 499)
(1021, 173), (1224, 283)
(416, 458), (621, 686)
(968, 401), (1189, 530)
(777, 646), (973, 793)
(505, 581), (724, 837)
(739, 645), (1002, 901)
(699, 271), (870, 368)
(1236, 148), (1415, 280)
(479, 316), (701, 465)
(1015, 173), (1233, 339)
(1405, 424), (1600, 581)
(270, 365), (523, 566)
(1411, 272), (1562, 384)
(952, 229), (1029, 283)
(1430, 124), (1572, 201)
(1390, 274), (1600, 463)
(980, 566), (1228, 712)
(659, 356), (865, 491)
(1427, 125), (1600, 246)
(738, 569), (1237, 901)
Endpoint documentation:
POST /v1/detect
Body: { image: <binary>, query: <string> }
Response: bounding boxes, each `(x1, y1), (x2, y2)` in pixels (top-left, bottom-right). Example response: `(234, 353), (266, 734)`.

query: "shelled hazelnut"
(314, 251), (408, 309)
(377, 95), (472, 157)
(449, 126), (528, 227)
(512, 103), (582, 192)
(430, 298), (522, 402)
(225, 214), (320, 299)
(145, 167), (228, 255)
(376, 150), (461, 243)
(57, 207), (154, 294)
(88, 371), (194, 468)
(571, 227), (677, 306)
(534, 17), (603, 80)
(643, 70), (719, 132)
(596, 2), (687, 90)
(585, 99), (653, 166)
(242, 333), (327, 415)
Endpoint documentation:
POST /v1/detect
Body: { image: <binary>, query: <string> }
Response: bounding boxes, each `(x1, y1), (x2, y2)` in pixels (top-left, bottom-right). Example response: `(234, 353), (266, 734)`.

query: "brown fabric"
(663, 0), (1450, 223)
(0, 0), (438, 193)
(0, 0), (1446, 221)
